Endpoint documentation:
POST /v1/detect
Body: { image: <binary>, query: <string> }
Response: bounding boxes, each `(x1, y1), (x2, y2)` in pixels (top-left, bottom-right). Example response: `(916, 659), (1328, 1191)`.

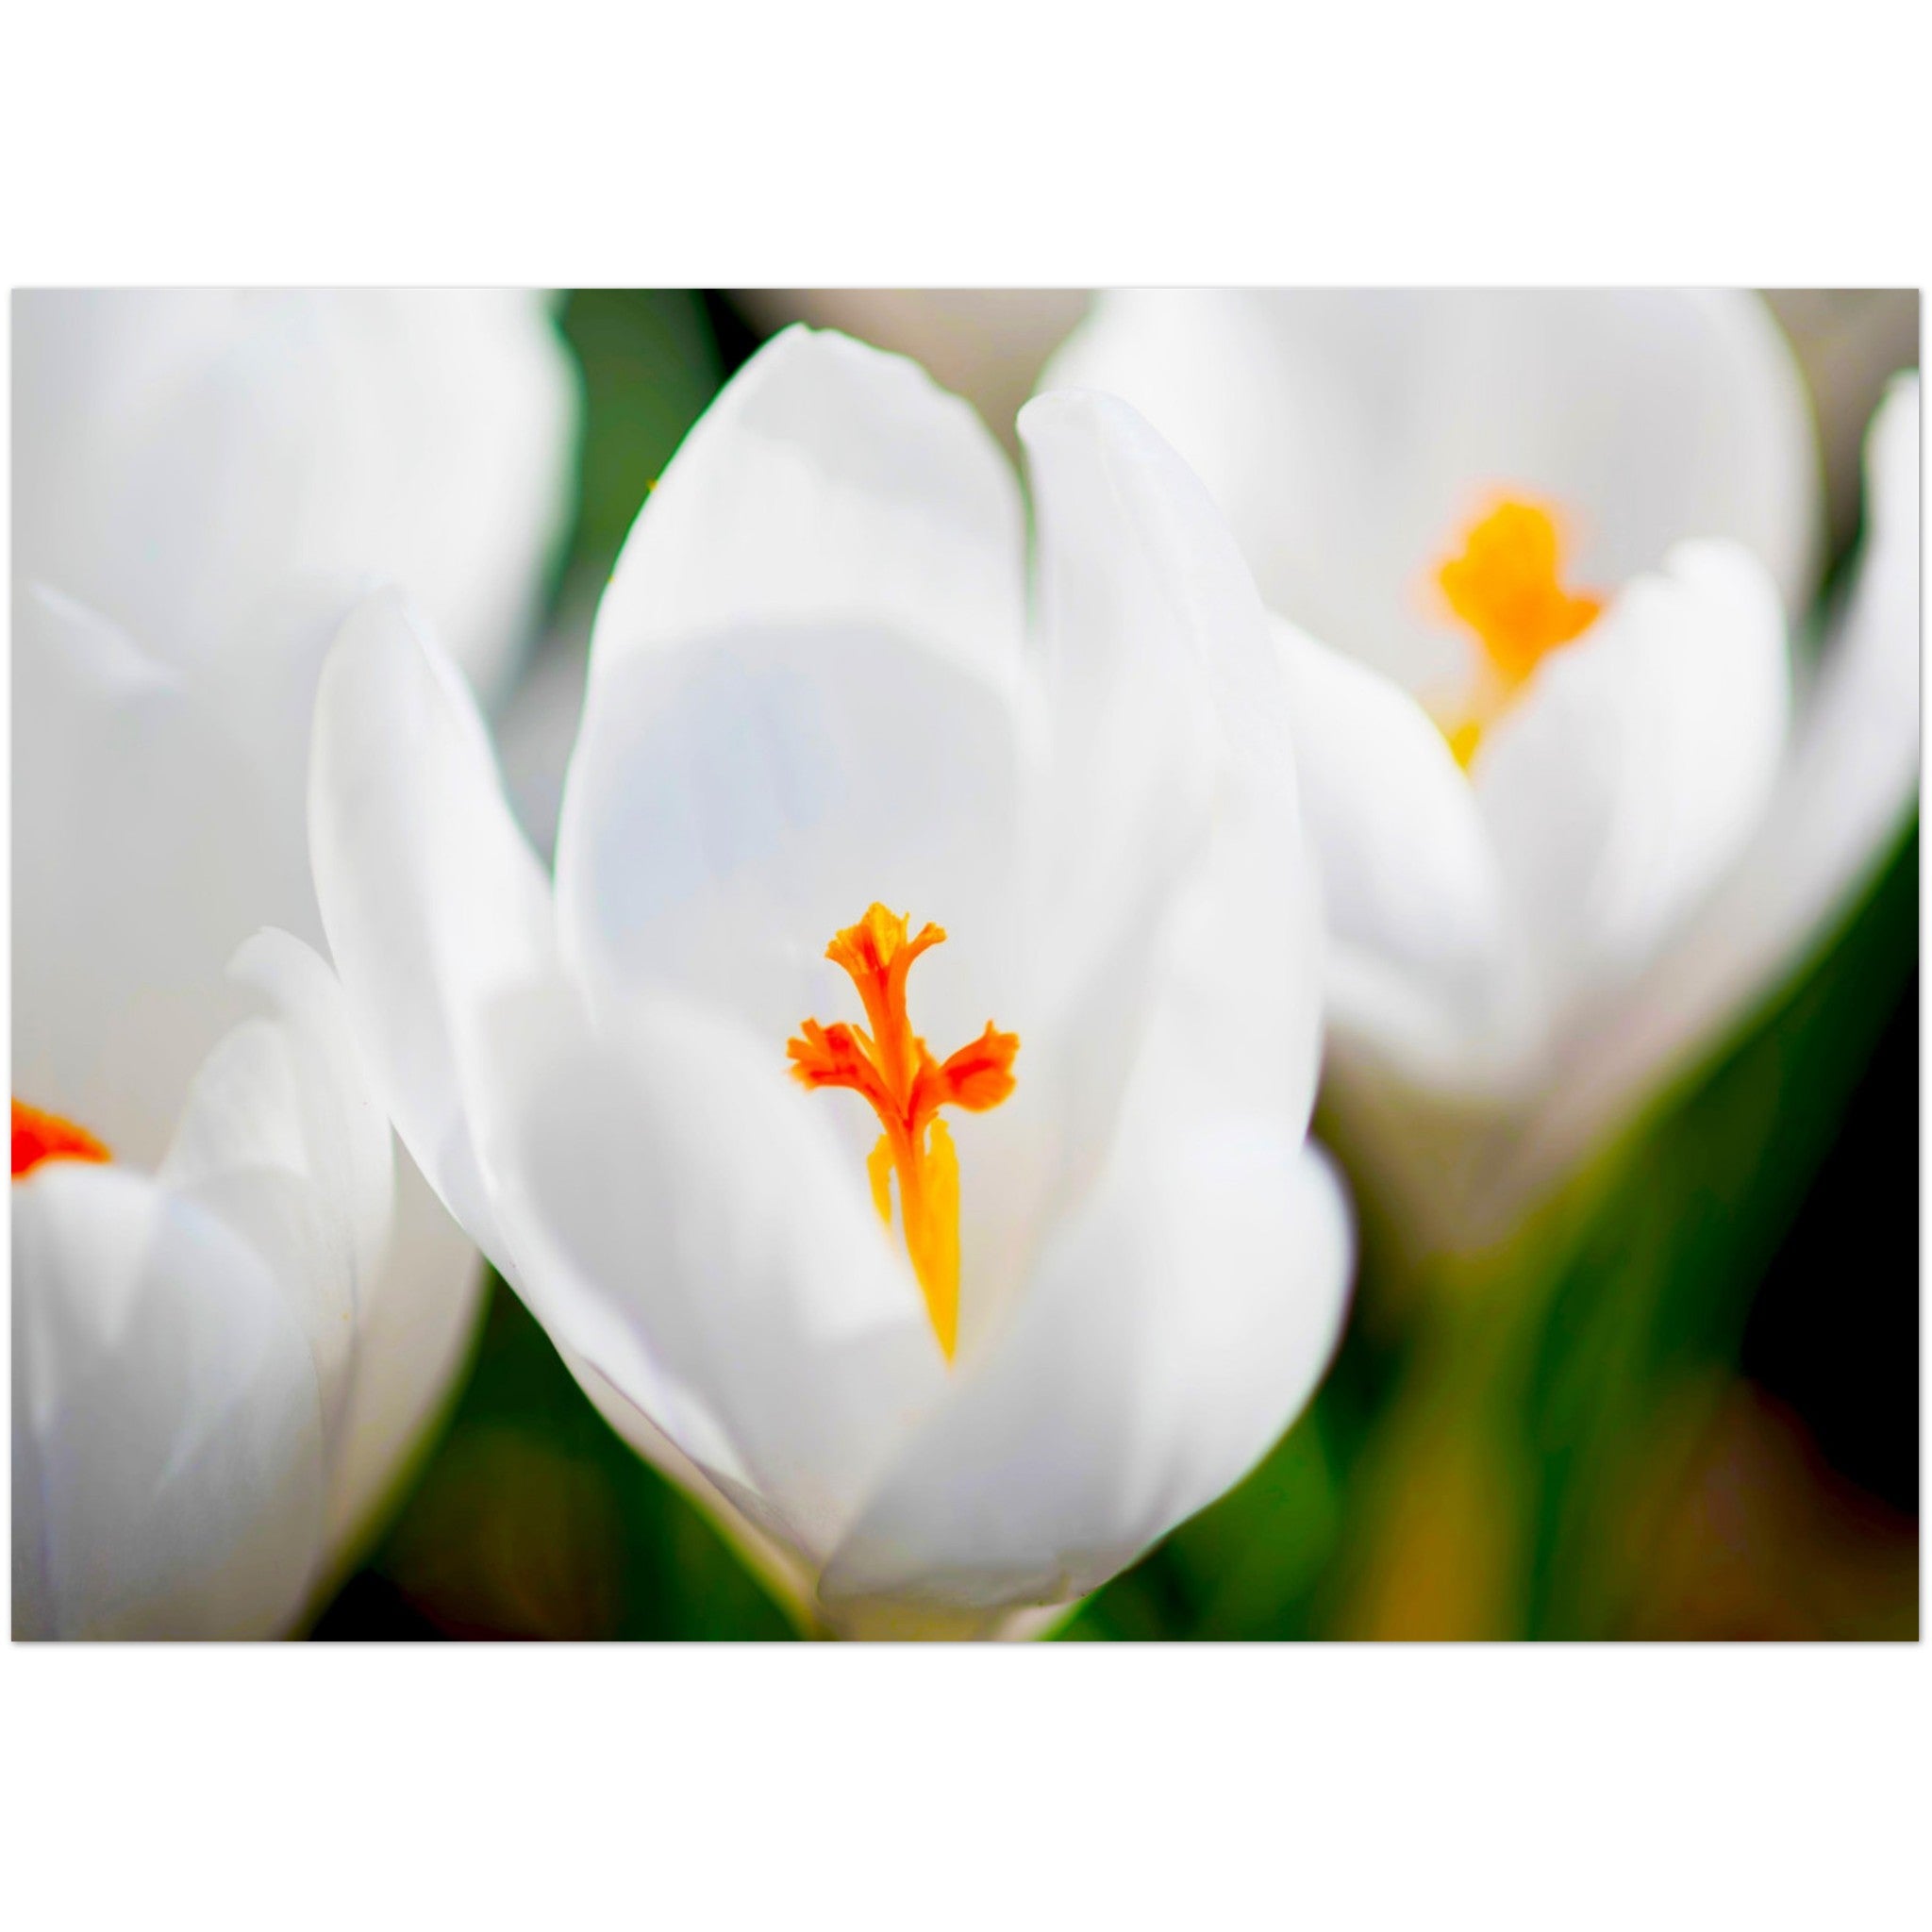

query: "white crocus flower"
(13, 288), (578, 708)
(12, 591), (394, 1639)
(309, 326), (1354, 1638)
(1049, 291), (1918, 1245)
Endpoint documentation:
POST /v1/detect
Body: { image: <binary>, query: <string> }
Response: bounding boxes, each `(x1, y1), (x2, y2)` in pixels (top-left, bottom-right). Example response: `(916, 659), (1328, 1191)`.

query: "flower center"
(1434, 495), (1603, 767)
(12, 1099), (111, 1179)
(788, 903), (1018, 1361)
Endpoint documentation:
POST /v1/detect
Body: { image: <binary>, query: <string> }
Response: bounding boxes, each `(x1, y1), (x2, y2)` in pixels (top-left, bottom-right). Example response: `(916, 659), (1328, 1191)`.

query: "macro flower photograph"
(6, 3), (1927, 1919)
(10, 286), (1919, 1645)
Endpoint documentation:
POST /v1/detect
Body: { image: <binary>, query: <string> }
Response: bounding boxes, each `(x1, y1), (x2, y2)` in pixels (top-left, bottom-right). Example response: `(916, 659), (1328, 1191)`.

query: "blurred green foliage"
(345, 1283), (791, 1639)
(1518, 821), (1918, 1638)
(316, 292), (1917, 1641)
(557, 290), (725, 580)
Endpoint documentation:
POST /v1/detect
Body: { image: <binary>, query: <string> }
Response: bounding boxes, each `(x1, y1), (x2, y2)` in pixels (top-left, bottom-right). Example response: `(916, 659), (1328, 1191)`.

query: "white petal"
(562, 1343), (819, 1626)
(1048, 290), (1823, 692)
(12, 1163), (325, 1640)
(1013, 388), (1323, 1172)
(325, 290), (580, 704)
(308, 589), (557, 1276)
(1474, 541), (1791, 1041)
(584, 325), (1026, 693)
(317, 1156), (483, 1569)
(821, 1115), (1354, 1617)
(1274, 615), (1523, 1089)
(12, 289), (577, 705)
(1524, 375), (1921, 1186)
(10, 586), (308, 1168)
(1715, 374), (1920, 974)
(1018, 384), (1236, 916)
(160, 930), (395, 1458)
(471, 982), (947, 1573)
(1043, 291), (1337, 637)
(164, 931), (392, 1286)
(555, 618), (1024, 1061)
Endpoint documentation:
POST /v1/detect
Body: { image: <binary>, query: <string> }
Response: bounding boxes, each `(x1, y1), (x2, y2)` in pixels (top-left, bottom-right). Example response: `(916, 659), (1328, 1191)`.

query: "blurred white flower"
(1049, 292), (1917, 1243)
(1531, 375), (1921, 1188)
(13, 289), (579, 708)
(309, 327), (1353, 1637)
(1050, 290), (1823, 687)
(8, 286), (576, 1633)
(12, 591), (400, 1638)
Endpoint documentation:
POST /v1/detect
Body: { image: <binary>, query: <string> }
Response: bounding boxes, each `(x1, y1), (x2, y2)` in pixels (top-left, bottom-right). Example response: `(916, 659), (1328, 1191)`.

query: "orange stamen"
(789, 904), (1017, 1360)
(12, 1099), (110, 1179)
(1435, 496), (1603, 764)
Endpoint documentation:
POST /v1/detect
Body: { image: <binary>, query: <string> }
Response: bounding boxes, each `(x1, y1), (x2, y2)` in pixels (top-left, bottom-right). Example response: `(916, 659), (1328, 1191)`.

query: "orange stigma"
(12, 1099), (110, 1179)
(1435, 496), (1603, 766)
(788, 904), (1017, 1360)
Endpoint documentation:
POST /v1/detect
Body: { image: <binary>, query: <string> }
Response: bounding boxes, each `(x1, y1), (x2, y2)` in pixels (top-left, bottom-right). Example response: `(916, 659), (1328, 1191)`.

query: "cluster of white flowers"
(11, 291), (1917, 1639)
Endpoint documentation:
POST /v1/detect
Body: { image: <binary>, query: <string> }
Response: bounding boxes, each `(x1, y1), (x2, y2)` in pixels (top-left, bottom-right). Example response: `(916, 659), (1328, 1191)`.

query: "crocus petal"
(1474, 541), (1791, 1042)
(1041, 291), (1331, 639)
(164, 931), (392, 1290)
(1017, 385), (1235, 937)
(12, 1163), (325, 1640)
(555, 619), (1024, 1060)
(563, 1342), (821, 1627)
(471, 982), (947, 1572)
(820, 1109), (1353, 1617)
(1274, 615), (1523, 1090)
(11, 586), (310, 1167)
(328, 291), (580, 703)
(1047, 290), (1823, 692)
(317, 1159), (482, 1568)
(160, 930), (394, 1458)
(1690, 374), (1920, 984)
(1525, 375), (1921, 1186)
(12, 290), (577, 705)
(584, 325), (1026, 694)
(308, 590), (557, 1276)
(1014, 388), (1323, 1167)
